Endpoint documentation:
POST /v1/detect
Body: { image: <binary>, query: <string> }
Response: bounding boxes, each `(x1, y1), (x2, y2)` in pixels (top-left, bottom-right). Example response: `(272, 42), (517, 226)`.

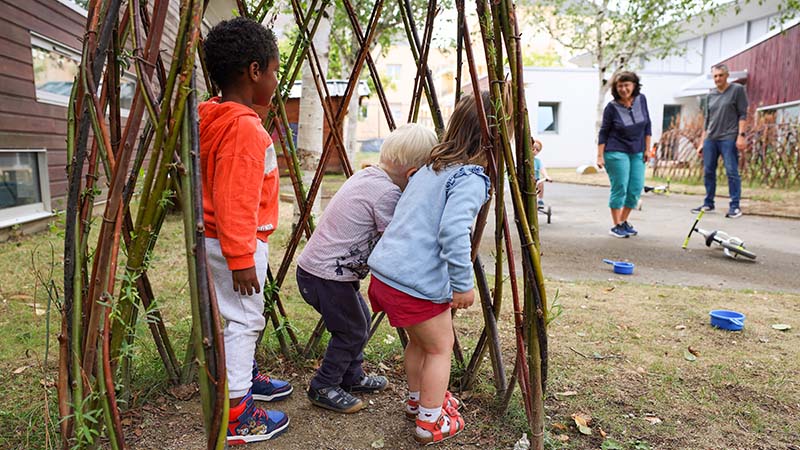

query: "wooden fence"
(654, 114), (800, 188)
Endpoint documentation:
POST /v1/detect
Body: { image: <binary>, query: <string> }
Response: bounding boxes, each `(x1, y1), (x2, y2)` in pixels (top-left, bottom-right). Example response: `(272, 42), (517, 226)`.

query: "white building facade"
(525, 0), (789, 168)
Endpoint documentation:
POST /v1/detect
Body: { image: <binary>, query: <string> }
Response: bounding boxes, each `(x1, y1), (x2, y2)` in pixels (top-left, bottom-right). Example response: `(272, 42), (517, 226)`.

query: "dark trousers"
(703, 139), (741, 209)
(296, 267), (370, 390)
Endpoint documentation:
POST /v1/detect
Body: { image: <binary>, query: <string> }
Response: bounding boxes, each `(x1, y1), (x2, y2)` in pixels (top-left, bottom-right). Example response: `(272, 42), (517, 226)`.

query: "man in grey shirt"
(692, 64), (748, 218)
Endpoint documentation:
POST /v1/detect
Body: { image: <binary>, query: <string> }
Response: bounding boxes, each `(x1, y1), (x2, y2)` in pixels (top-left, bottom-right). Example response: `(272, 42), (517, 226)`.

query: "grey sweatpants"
(205, 237), (268, 398)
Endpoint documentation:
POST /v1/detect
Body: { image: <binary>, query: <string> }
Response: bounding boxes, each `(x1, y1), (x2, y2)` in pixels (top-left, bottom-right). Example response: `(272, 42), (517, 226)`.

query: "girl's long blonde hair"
(429, 88), (512, 172)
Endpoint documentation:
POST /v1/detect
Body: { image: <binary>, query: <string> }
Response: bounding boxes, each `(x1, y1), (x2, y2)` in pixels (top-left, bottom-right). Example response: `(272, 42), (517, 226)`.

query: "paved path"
(480, 182), (800, 293)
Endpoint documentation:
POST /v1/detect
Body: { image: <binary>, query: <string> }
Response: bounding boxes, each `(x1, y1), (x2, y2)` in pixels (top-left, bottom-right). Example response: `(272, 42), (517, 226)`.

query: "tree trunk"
(345, 89), (359, 170)
(595, 68), (607, 140)
(297, 3), (333, 217)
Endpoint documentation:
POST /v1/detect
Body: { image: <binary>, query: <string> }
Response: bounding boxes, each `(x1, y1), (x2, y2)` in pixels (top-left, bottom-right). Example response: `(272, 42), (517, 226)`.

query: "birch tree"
(297, 2), (334, 214)
(529, 0), (720, 136)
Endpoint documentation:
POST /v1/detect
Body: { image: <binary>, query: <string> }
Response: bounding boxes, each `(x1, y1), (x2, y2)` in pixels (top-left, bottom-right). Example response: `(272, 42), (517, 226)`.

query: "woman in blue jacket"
(597, 71), (651, 238)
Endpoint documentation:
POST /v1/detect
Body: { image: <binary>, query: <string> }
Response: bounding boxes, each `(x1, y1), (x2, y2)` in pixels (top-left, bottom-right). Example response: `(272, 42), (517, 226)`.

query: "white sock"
(407, 391), (421, 414)
(417, 405), (441, 423)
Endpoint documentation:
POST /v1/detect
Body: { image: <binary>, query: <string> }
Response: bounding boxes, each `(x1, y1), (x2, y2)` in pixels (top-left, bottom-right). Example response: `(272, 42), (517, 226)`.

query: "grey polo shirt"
(704, 83), (748, 141)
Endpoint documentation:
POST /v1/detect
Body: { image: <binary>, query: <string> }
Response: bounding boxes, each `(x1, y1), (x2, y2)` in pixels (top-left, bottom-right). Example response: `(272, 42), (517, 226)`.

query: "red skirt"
(368, 276), (450, 328)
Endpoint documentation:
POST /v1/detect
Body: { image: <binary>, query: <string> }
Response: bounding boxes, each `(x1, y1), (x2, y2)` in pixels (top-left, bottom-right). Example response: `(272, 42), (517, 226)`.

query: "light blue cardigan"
(368, 164), (491, 303)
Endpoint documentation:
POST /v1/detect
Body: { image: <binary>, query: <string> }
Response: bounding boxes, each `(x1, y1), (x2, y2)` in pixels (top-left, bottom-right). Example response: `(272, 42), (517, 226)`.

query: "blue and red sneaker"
(251, 362), (293, 402)
(227, 391), (289, 445)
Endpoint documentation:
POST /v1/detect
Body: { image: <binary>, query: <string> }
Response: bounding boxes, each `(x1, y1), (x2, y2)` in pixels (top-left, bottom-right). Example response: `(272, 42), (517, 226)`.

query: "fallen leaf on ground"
(371, 438), (384, 448)
(601, 439), (625, 450)
(675, 325), (686, 330)
(551, 422), (568, 432)
(605, 286), (615, 292)
(513, 433), (530, 450)
(772, 324), (792, 331)
(13, 366), (28, 374)
(599, 427), (607, 438)
(683, 350), (697, 361)
(556, 390), (578, 397)
(168, 383), (198, 400)
(572, 413), (592, 435)
(687, 346), (700, 357)
(644, 416), (662, 425)
(557, 434), (570, 442)
(25, 303), (47, 316)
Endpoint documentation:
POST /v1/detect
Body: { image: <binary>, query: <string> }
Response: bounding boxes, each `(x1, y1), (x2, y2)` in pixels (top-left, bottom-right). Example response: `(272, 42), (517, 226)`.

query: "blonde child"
(368, 92), (500, 445)
(532, 139), (552, 206)
(297, 124), (438, 413)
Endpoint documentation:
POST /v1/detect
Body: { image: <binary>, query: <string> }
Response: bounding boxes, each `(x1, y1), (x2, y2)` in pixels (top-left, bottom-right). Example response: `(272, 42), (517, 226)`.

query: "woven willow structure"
(60, 0), (548, 448)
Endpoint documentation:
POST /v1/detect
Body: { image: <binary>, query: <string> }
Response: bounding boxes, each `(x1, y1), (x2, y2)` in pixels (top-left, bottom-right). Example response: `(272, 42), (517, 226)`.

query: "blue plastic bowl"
(709, 310), (745, 331)
(603, 259), (634, 275)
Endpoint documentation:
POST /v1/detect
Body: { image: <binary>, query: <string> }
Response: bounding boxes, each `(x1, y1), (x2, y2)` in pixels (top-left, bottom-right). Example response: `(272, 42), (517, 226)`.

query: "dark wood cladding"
(0, 0), (85, 208)
(720, 22), (800, 108)
(0, 0), (183, 209)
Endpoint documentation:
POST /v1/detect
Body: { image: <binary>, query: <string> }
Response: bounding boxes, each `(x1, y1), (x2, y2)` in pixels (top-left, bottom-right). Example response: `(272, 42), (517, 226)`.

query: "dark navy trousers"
(296, 266), (370, 390)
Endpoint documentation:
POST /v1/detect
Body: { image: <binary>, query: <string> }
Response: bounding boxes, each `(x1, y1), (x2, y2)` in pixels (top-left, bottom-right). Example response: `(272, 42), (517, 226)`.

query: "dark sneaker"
(691, 205), (714, 213)
(227, 392), (289, 445)
(621, 221), (638, 236)
(609, 224), (629, 238)
(251, 364), (293, 402)
(307, 385), (365, 413)
(726, 207), (742, 218)
(343, 375), (388, 394)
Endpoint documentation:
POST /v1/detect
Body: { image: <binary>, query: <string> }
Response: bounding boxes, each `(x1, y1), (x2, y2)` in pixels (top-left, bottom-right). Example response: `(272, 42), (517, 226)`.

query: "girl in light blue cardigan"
(368, 92), (497, 445)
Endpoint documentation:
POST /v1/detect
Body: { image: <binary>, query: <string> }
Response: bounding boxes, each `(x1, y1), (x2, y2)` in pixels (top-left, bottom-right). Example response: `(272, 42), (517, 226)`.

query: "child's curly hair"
(204, 17), (279, 90)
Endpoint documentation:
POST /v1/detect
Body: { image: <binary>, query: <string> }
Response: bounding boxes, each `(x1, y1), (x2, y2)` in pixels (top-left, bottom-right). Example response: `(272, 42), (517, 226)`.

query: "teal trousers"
(604, 151), (644, 209)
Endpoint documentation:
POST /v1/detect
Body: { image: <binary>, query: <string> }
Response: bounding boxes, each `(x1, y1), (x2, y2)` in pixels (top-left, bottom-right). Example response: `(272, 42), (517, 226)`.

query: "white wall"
(524, 68), (699, 168)
(524, 68), (599, 168)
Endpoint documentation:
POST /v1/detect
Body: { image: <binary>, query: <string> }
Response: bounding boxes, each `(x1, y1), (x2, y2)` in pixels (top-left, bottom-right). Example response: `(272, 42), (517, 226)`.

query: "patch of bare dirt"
(123, 364), (521, 450)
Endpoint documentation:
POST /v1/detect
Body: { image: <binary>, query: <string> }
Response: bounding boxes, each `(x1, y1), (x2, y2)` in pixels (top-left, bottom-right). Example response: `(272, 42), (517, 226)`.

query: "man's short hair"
(712, 64), (730, 74)
(380, 123), (438, 169)
(204, 17), (279, 90)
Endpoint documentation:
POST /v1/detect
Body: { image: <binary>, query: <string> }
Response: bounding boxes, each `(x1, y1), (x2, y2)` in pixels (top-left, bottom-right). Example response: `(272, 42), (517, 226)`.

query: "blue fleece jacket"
(368, 164), (491, 303)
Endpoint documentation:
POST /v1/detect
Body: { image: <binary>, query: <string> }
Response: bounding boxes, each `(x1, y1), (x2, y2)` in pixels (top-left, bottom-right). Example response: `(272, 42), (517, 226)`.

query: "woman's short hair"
(610, 71), (641, 101)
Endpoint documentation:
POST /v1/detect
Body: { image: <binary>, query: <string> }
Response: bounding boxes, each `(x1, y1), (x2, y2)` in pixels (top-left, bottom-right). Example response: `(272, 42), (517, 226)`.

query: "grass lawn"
(548, 167), (800, 219)
(0, 174), (798, 449)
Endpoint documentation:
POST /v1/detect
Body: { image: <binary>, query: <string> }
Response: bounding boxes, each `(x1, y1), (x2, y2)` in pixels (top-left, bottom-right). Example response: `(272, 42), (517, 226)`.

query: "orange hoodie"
(199, 98), (279, 271)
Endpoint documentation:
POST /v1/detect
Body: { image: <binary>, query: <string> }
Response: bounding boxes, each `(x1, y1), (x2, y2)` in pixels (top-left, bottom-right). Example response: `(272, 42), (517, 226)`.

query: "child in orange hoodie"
(200, 17), (291, 445)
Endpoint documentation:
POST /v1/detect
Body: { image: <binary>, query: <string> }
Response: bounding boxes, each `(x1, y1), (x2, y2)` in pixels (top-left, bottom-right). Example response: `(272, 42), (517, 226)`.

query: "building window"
(0, 150), (51, 228)
(31, 33), (136, 114)
(758, 101), (800, 124)
(662, 105), (682, 132)
(386, 64), (402, 82)
(537, 102), (559, 134)
(390, 103), (403, 123)
(31, 34), (80, 106)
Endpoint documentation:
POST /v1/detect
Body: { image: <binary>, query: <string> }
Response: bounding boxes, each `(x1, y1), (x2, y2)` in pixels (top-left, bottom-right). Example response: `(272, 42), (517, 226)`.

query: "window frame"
(0, 149), (53, 229)
(662, 104), (683, 132)
(30, 32), (136, 116)
(30, 33), (81, 107)
(386, 64), (402, 82)
(537, 102), (559, 134)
